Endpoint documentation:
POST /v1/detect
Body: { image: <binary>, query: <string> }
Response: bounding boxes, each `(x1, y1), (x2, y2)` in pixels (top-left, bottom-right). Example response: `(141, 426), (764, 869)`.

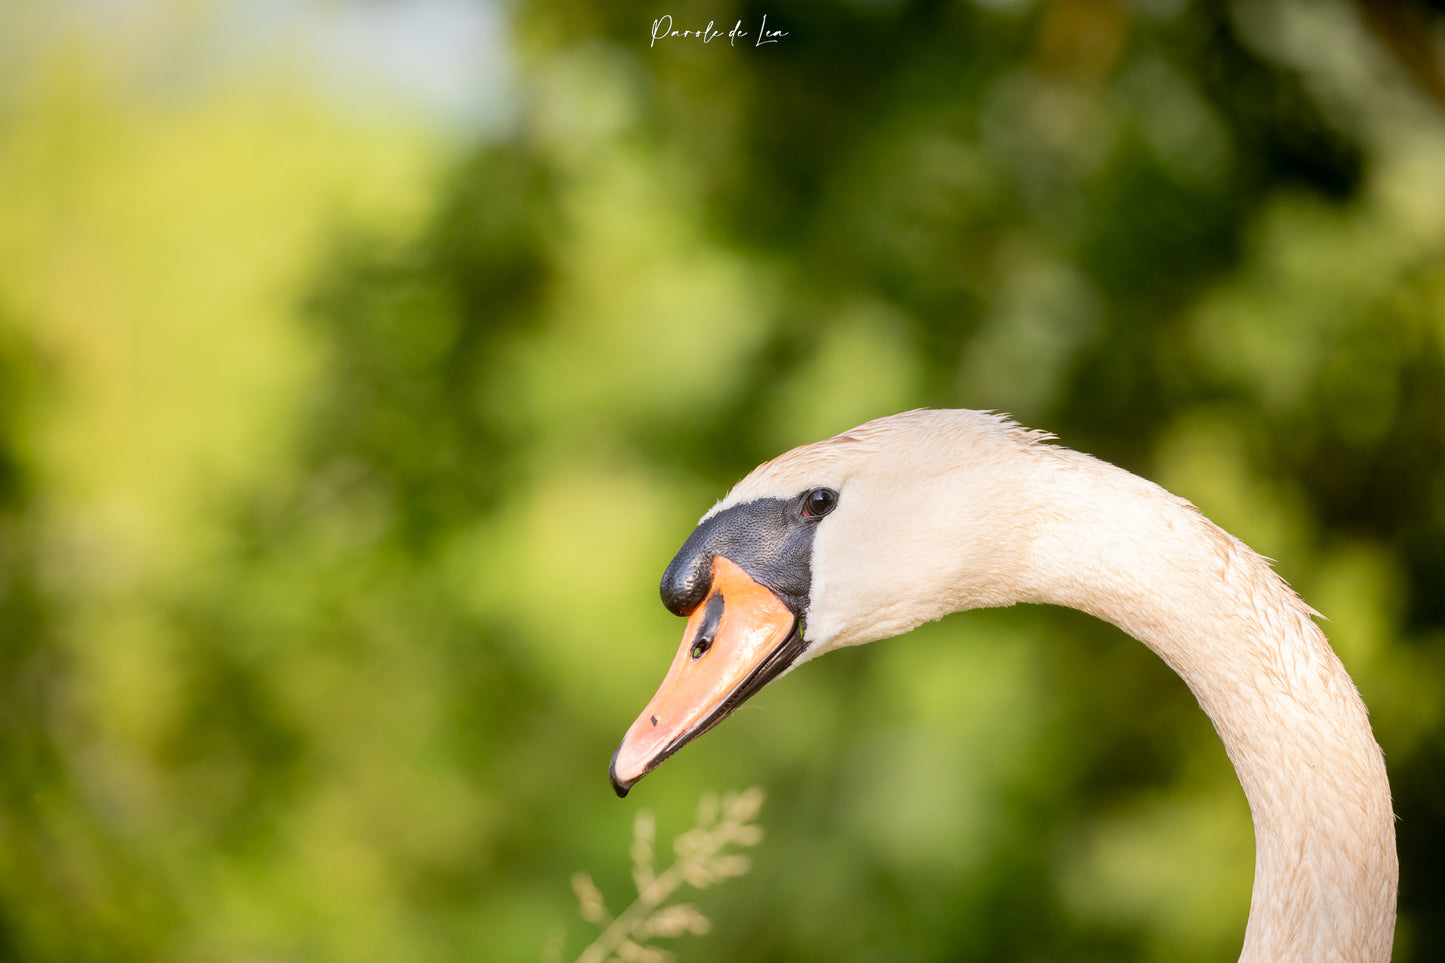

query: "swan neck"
(1023, 454), (1397, 963)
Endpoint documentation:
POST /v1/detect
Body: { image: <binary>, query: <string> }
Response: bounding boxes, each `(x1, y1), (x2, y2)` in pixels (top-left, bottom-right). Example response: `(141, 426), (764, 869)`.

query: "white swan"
(610, 409), (1397, 963)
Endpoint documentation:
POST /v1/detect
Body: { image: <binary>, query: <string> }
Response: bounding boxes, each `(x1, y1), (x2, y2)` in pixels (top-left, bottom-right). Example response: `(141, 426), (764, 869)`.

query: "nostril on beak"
(689, 591), (726, 660)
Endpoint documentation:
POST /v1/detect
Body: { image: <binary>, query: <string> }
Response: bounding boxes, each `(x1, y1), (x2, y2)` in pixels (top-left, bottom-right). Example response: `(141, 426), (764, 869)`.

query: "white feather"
(718, 409), (1396, 963)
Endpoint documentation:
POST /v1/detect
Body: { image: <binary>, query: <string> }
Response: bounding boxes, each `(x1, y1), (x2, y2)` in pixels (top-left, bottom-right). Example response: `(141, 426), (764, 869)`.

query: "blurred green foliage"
(1, 1), (1444, 961)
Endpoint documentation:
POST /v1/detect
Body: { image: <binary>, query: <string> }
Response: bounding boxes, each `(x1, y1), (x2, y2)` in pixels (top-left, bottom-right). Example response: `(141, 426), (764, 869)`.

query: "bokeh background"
(2, 0), (1444, 960)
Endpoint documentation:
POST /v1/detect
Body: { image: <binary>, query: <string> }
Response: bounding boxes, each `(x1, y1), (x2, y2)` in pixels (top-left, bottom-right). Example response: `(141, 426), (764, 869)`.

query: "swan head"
(610, 409), (1051, 796)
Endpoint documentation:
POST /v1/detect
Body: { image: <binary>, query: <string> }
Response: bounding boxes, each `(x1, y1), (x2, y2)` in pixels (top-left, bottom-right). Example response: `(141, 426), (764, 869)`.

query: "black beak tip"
(609, 744), (636, 798)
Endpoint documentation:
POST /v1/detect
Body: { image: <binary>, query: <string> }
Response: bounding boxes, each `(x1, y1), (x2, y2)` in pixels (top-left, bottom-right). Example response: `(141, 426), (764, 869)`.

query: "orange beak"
(610, 556), (803, 796)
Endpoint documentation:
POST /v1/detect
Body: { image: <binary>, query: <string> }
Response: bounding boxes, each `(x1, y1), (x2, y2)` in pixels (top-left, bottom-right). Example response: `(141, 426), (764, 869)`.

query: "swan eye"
(802, 487), (838, 518)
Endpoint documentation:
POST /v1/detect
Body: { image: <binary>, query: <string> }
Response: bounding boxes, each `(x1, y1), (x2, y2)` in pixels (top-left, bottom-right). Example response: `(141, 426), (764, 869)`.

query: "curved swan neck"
(1018, 448), (1397, 963)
